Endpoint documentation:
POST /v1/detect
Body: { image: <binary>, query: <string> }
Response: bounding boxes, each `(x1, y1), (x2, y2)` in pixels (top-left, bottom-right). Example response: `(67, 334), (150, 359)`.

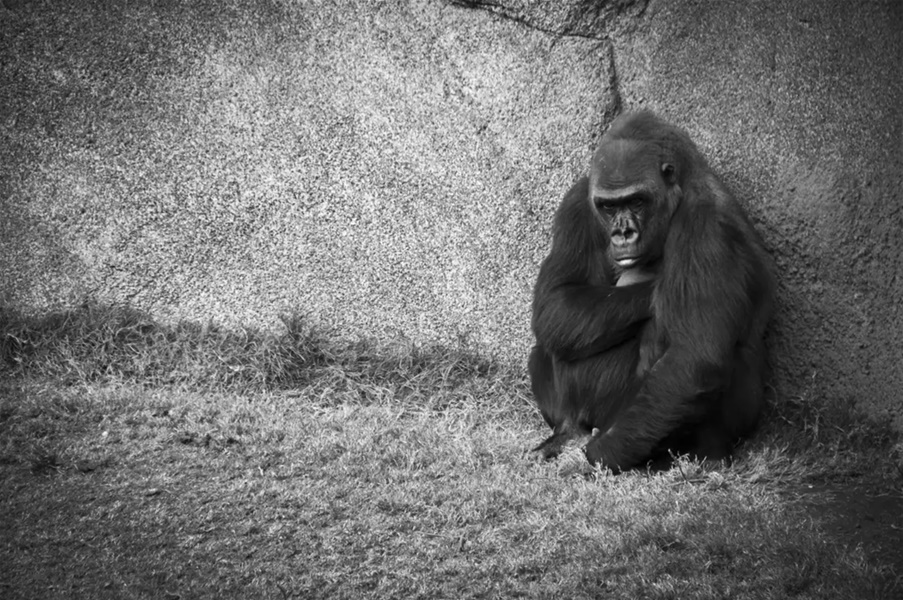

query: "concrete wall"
(1, 0), (901, 426)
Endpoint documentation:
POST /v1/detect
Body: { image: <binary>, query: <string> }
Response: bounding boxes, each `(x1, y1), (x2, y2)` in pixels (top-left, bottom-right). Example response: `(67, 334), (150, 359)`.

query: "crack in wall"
(445, 0), (629, 121)
(603, 41), (622, 121)
(445, 0), (649, 41)
(446, 0), (609, 41)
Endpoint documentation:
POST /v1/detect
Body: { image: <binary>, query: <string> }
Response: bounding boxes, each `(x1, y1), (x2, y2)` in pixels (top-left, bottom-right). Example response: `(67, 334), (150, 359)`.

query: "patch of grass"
(0, 303), (497, 396)
(0, 305), (901, 599)
(756, 375), (903, 483)
(0, 304), (328, 391)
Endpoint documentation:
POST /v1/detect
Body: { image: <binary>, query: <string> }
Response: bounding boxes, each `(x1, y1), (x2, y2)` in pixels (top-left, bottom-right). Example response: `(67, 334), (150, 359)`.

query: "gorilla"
(529, 111), (774, 471)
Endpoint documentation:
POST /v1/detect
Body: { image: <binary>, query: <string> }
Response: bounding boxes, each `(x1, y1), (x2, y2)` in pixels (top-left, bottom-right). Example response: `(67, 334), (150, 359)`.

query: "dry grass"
(1, 305), (900, 599)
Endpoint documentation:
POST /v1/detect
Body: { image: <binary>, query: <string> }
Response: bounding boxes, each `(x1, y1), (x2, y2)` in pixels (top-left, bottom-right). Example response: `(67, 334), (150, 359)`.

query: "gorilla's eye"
(594, 199), (621, 218)
(661, 163), (675, 180)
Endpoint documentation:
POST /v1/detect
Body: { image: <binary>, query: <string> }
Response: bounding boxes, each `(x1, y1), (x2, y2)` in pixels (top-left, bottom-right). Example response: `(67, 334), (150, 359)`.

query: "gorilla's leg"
(531, 340), (641, 460)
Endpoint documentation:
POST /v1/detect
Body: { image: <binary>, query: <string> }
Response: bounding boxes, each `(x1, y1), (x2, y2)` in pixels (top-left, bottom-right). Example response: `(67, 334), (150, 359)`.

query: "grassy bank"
(0, 305), (900, 599)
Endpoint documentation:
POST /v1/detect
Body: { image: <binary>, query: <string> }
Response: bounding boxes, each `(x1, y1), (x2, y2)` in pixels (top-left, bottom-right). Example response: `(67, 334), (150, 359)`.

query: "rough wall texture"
(1, 0), (901, 426)
(0, 0), (615, 352)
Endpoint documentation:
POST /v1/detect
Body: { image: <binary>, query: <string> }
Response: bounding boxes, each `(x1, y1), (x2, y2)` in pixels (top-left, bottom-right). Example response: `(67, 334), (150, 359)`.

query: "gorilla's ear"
(661, 163), (676, 185)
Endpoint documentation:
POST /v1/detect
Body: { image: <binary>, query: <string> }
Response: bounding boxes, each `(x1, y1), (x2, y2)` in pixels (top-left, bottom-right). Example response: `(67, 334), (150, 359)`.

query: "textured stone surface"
(0, 0), (615, 352)
(1, 0), (901, 426)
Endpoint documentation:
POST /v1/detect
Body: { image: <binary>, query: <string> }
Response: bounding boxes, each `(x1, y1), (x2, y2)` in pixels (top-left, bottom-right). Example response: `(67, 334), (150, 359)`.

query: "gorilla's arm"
(532, 178), (654, 362)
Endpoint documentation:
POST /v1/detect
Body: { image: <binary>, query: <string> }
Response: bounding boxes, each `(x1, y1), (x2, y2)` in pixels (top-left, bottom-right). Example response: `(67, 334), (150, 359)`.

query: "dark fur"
(530, 111), (774, 471)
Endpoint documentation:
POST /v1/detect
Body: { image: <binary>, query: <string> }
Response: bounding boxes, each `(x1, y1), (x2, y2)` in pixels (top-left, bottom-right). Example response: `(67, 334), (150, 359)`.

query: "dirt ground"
(793, 481), (903, 580)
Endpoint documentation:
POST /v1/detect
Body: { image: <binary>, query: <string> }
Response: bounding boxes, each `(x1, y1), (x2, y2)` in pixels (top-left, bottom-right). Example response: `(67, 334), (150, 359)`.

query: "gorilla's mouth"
(615, 257), (640, 268)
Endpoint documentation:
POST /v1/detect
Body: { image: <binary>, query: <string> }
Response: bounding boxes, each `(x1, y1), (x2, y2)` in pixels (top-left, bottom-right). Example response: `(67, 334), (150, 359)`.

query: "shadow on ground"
(793, 482), (903, 577)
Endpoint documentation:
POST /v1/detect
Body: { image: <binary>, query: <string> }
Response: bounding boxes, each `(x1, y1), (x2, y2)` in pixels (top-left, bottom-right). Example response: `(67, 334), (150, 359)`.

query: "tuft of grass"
(0, 303), (502, 397)
(0, 304), (329, 391)
(755, 376), (903, 483)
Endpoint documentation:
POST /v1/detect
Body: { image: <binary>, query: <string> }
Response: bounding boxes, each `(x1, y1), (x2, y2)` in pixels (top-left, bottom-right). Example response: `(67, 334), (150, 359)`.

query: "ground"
(794, 481), (903, 575)
(0, 307), (900, 598)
